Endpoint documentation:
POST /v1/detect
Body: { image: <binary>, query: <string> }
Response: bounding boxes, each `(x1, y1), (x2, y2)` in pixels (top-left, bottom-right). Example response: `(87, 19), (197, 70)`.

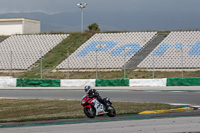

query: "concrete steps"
(125, 33), (168, 70)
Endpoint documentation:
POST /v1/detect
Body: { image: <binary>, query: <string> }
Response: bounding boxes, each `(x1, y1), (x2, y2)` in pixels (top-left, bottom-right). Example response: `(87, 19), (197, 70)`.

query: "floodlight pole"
(77, 2), (87, 33)
(81, 8), (84, 33)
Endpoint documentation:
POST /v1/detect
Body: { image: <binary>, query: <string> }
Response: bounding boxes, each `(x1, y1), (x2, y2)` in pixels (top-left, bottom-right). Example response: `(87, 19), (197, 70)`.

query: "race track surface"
(1, 86), (200, 132)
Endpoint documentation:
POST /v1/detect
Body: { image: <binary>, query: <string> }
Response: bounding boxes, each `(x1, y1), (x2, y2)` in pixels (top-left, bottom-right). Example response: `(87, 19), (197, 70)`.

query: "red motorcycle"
(81, 94), (116, 118)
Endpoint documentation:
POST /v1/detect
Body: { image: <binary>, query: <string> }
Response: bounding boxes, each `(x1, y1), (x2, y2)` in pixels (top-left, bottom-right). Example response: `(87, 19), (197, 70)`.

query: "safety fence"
(1, 77), (200, 87)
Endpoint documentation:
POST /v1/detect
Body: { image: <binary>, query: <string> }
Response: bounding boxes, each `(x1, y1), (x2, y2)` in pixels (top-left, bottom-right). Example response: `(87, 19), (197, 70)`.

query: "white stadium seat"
(0, 34), (69, 70)
(56, 32), (157, 70)
(138, 31), (200, 69)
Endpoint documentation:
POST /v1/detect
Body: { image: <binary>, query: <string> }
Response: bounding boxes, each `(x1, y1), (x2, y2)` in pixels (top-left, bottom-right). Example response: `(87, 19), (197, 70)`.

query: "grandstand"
(56, 32), (157, 70)
(138, 31), (200, 69)
(1, 30), (199, 73)
(0, 34), (68, 70)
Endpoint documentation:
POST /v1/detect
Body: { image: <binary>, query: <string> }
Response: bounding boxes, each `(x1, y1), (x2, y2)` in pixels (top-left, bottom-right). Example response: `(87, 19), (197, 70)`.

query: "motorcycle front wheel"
(84, 107), (96, 118)
(107, 106), (116, 117)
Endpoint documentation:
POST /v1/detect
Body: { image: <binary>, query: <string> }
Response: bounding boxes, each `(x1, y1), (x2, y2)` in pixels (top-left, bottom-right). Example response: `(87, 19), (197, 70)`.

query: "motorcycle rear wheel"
(107, 106), (116, 117)
(84, 107), (96, 118)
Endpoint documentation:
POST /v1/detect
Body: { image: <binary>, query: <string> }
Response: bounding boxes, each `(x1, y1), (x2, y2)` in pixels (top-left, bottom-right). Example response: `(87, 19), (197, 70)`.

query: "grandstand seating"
(56, 32), (157, 70)
(0, 34), (68, 70)
(138, 31), (200, 69)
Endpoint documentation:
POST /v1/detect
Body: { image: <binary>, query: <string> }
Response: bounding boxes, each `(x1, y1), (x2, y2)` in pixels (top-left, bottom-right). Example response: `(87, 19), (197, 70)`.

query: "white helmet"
(84, 85), (91, 93)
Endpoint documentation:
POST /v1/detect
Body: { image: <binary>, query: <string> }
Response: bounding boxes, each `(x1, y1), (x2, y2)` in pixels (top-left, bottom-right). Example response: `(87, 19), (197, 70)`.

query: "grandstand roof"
(0, 18), (40, 23)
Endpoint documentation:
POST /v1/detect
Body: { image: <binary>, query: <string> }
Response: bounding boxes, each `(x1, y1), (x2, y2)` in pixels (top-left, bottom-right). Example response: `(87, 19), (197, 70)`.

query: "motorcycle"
(81, 94), (116, 118)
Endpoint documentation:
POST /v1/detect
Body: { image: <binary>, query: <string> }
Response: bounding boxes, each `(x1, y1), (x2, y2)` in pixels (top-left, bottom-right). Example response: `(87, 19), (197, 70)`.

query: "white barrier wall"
(130, 78), (167, 87)
(0, 78), (17, 87)
(0, 78), (168, 88)
(61, 79), (96, 87)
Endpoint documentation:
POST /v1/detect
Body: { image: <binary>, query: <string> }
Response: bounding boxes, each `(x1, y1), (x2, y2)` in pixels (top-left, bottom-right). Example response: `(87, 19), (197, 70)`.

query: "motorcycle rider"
(84, 85), (109, 110)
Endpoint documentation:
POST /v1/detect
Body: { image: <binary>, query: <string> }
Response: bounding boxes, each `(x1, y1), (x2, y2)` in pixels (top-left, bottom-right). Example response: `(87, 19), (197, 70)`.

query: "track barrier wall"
(95, 79), (129, 87)
(167, 78), (200, 86)
(0, 77), (200, 87)
(130, 78), (167, 87)
(0, 77), (17, 88)
(61, 79), (95, 87)
(17, 79), (60, 87)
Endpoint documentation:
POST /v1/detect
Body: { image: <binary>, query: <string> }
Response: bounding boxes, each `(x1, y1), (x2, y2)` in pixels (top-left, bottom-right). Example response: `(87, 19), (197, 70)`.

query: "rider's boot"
(104, 103), (110, 112)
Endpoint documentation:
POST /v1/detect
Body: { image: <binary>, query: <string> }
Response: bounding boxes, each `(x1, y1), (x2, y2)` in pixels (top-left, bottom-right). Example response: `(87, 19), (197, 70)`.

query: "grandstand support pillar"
(95, 50), (98, 79)
(152, 54), (155, 79)
(67, 50), (70, 79)
(124, 52), (126, 79)
(10, 51), (13, 76)
(181, 48), (184, 78)
(40, 50), (43, 79)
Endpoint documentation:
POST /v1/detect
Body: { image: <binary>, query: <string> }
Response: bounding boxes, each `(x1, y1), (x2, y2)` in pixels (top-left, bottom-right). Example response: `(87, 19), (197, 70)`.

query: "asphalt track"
(1, 110), (200, 128)
(2, 116), (200, 133)
(0, 87), (200, 104)
(1, 86), (200, 132)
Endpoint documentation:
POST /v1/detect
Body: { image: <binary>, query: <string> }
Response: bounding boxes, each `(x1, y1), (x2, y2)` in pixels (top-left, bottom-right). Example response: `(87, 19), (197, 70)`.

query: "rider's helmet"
(84, 85), (91, 93)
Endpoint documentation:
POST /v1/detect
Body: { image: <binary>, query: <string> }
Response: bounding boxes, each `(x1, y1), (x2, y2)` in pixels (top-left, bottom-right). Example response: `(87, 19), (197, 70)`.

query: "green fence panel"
(167, 78), (200, 86)
(17, 79), (61, 87)
(95, 79), (129, 87)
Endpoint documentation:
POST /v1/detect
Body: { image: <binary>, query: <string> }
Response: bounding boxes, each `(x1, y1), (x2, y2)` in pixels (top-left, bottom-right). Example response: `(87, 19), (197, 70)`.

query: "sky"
(0, 0), (200, 14)
(0, 0), (200, 31)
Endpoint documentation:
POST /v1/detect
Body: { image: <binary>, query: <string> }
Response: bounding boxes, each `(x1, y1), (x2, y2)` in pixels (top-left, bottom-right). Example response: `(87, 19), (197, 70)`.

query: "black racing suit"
(88, 89), (103, 103)
(88, 89), (109, 111)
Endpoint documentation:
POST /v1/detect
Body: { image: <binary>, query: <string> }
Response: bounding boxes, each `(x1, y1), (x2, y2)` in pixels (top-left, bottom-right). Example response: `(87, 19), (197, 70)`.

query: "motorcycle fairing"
(92, 99), (105, 115)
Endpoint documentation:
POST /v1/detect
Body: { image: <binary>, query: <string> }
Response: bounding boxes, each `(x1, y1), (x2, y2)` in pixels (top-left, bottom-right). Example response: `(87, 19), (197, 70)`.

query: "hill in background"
(0, 10), (200, 32)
